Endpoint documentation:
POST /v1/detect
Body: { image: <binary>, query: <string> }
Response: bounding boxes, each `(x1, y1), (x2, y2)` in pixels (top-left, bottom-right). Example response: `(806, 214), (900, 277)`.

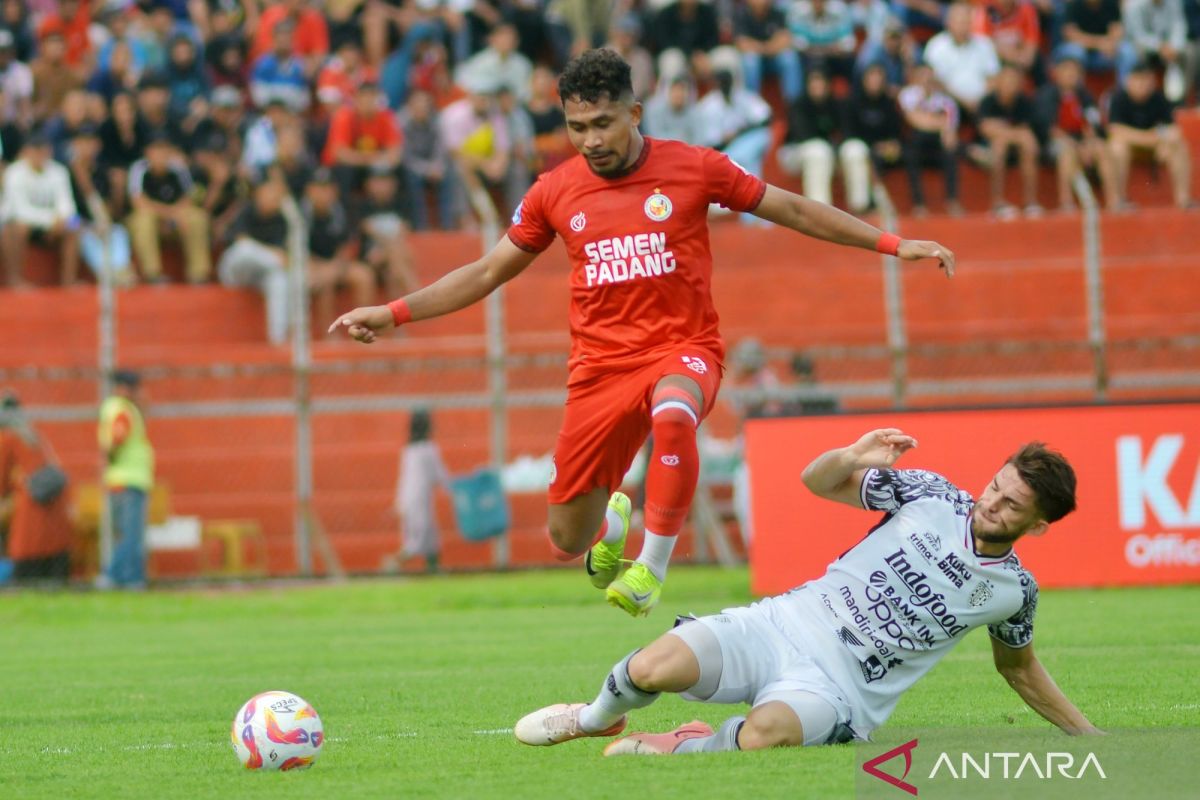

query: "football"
(231, 691), (324, 771)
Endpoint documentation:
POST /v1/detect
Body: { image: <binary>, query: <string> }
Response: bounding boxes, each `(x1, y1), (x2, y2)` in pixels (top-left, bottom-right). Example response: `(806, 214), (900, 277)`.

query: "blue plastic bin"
(449, 469), (511, 542)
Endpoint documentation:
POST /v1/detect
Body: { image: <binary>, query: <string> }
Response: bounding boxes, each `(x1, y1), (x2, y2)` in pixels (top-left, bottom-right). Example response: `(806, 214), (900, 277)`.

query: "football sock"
(599, 502), (627, 546)
(578, 650), (659, 733)
(636, 398), (700, 581)
(672, 716), (745, 754)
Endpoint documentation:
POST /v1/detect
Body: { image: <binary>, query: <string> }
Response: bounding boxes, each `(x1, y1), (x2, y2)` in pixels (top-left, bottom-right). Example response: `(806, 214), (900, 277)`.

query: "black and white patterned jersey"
(758, 468), (1039, 737)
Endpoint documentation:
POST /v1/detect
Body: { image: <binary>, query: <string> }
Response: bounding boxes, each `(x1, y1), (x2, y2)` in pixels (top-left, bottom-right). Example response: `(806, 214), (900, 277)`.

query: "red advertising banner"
(745, 404), (1200, 595)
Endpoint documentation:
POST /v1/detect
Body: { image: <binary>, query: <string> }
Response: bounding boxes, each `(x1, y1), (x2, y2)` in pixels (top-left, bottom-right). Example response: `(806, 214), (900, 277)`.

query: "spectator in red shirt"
(316, 38), (377, 111)
(37, 0), (91, 70)
(322, 79), (403, 196)
(974, 0), (1041, 75)
(251, 0), (329, 77)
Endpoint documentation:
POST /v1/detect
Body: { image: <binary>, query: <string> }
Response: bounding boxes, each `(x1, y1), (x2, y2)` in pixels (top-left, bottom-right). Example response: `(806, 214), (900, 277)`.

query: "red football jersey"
(506, 137), (766, 379)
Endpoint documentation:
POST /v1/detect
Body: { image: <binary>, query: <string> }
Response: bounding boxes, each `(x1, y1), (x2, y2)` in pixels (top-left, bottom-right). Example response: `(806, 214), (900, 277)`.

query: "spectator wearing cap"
(68, 123), (135, 286)
(605, 13), (654, 102)
(321, 79), (402, 196)
(736, 0), (802, 103)
(787, 0), (858, 80)
(456, 23), (534, 104)
(1059, 0), (1137, 79)
(1108, 61), (1194, 209)
(0, 29), (32, 141)
(650, 0), (721, 81)
(98, 370), (155, 589)
(643, 74), (702, 143)
(31, 31), (84, 123)
(898, 62), (963, 216)
(777, 69), (873, 213)
(304, 167), (374, 332)
(127, 132), (211, 283)
(317, 39), (377, 111)
(165, 34), (209, 120)
(0, 130), (80, 287)
(191, 128), (248, 243)
(250, 18), (312, 113)
(1034, 50), (1116, 211)
(37, 0), (92, 71)
(855, 17), (913, 90)
(251, 0), (330, 76)
(355, 164), (418, 300)
(1123, 0), (1191, 102)
(0, 393), (72, 586)
(923, 2), (1000, 116)
(209, 86), (249, 162)
(977, 63), (1042, 218)
(400, 89), (458, 231)
(218, 176), (294, 345)
(974, 0), (1041, 76)
(242, 99), (295, 175)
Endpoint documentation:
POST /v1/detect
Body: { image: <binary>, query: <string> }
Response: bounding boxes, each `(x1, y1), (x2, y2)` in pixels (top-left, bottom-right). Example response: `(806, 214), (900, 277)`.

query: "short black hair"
(1007, 442), (1077, 523)
(558, 48), (634, 106)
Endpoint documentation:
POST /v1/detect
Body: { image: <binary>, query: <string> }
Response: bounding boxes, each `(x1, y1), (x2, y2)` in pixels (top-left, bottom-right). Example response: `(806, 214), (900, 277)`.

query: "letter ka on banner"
(746, 404), (1200, 594)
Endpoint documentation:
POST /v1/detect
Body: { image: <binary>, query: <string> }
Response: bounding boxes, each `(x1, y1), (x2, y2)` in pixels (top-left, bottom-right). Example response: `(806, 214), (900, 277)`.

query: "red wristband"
(875, 232), (902, 256)
(387, 298), (412, 327)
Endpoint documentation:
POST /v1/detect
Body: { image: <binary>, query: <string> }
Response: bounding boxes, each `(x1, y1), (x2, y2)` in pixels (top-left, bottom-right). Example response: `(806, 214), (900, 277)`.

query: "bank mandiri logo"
(863, 738), (1107, 795)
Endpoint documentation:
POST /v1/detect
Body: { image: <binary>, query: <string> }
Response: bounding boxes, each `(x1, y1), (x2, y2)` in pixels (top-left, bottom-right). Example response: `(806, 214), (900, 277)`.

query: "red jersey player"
(330, 49), (956, 617)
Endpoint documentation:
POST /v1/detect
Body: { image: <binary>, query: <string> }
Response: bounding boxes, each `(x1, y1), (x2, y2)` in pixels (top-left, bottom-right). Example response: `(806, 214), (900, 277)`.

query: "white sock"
(635, 530), (675, 581)
(578, 650), (659, 733)
(600, 502), (626, 545)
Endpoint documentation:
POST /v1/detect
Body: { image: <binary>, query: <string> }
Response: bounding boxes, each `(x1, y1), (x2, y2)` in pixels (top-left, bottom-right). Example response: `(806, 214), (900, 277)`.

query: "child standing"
(390, 409), (450, 573)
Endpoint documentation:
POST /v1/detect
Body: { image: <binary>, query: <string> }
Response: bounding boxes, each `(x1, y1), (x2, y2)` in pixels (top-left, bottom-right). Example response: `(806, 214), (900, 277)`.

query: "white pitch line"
(473, 729), (513, 736)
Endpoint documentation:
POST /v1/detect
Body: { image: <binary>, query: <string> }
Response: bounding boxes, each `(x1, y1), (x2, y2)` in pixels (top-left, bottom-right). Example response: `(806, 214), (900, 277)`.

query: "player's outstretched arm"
(750, 185), (955, 278)
(991, 637), (1103, 735)
(801, 428), (918, 508)
(328, 235), (538, 343)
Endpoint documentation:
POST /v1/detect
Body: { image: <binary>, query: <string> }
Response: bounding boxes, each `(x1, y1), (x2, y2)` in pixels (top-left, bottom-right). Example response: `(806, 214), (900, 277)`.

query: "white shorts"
(667, 604), (854, 745)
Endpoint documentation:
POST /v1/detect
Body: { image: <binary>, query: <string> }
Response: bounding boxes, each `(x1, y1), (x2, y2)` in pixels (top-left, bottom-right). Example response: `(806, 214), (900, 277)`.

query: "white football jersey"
(758, 468), (1038, 738)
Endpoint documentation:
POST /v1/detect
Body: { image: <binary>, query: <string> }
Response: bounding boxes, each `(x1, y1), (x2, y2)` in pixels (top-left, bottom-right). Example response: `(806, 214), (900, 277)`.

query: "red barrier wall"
(746, 404), (1200, 594)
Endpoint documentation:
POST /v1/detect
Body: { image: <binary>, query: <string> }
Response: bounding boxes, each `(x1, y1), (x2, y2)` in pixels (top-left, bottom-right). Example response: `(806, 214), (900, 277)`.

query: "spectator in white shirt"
(694, 66), (773, 223)
(643, 75), (702, 144)
(923, 2), (1001, 115)
(0, 129), (80, 287)
(455, 23), (534, 103)
(1123, 0), (1190, 101)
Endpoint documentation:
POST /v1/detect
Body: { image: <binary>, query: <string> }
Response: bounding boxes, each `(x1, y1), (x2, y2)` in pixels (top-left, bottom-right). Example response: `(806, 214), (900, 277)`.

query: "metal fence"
(5, 182), (1199, 579)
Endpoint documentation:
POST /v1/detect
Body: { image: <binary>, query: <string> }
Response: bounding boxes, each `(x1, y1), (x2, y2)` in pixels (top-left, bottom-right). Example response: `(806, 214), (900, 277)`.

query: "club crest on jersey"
(968, 579), (995, 607)
(570, 211), (586, 232)
(644, 189), (673, 222)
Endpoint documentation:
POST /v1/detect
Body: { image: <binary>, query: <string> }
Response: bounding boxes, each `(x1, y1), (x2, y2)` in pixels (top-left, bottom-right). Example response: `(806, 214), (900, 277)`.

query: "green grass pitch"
(0, 568), (1195, 799)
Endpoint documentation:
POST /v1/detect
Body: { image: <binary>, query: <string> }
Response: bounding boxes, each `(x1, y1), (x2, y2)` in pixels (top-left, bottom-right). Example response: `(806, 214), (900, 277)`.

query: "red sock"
(643, 407), (700, 536)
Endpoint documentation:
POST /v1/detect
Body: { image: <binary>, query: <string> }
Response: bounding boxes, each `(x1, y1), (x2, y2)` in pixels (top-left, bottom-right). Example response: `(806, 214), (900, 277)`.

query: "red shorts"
(547, 346), (723, 505)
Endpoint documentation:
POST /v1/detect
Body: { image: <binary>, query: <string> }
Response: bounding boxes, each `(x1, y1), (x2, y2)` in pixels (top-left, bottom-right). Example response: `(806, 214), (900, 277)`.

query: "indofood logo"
(863, 739), (1106, 795)
(1117, 435), (1200, 568)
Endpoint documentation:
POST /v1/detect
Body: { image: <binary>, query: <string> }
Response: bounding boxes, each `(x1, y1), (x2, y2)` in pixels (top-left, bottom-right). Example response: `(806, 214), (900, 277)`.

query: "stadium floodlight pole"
(1073, 173), (1107, 401)
(283, 195), (314, 576)
(97, 217), (116, 574)
(875, 184), (908, 408)
(470, 186), (511, 569)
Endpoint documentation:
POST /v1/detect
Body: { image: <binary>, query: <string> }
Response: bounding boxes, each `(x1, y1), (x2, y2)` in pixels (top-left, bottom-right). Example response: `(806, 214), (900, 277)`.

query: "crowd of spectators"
(0, 1), (1198, 335)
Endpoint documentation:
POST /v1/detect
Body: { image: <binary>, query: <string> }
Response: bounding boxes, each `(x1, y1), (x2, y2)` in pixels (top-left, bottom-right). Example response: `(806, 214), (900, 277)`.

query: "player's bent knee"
(739, 706), (805, 750)
(545, 522), (588, 556)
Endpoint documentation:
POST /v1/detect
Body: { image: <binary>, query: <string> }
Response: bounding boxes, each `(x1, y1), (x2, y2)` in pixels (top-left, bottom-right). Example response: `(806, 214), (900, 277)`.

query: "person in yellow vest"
(98, 370), (154, 588)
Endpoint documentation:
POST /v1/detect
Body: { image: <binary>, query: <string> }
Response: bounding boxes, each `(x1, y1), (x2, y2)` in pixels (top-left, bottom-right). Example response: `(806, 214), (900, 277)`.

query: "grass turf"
(0, 568), (1195, 799)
